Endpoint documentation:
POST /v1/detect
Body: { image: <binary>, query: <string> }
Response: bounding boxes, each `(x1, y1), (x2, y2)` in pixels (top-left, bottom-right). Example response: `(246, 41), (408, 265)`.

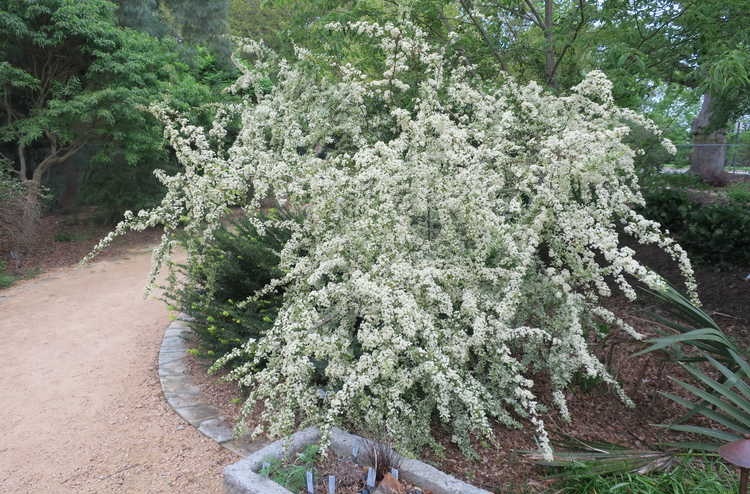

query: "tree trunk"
(689, 93), (728, 184)
(544, 0), (556, 88)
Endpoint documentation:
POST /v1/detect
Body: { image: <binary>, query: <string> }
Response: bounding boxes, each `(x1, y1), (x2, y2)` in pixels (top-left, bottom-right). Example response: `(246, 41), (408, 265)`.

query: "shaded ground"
(5, 212), (164, 276)
(0, 227), (235, 493)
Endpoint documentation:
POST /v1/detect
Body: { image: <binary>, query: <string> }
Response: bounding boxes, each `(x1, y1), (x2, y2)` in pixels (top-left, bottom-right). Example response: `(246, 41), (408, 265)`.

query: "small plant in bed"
(259, 441), (422, 494)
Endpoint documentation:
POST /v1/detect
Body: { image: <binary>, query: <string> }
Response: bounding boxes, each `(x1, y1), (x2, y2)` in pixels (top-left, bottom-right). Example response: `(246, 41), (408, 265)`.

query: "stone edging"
(157, 316), (267, 457)
(224, 427), (493, 494)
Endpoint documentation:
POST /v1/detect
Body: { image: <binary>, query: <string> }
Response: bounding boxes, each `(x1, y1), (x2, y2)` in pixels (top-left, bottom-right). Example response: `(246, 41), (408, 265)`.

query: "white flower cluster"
(88, 22), (697, 460)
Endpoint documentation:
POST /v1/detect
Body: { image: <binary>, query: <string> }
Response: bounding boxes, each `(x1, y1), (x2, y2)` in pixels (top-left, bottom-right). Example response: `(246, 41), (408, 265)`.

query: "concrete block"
(198, 418), (235, 443)
(223, 427), (492, 494)
(173, 403), (219, 426)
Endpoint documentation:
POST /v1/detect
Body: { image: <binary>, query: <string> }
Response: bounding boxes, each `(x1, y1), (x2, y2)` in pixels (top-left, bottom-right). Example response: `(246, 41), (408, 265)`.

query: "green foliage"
(626, 123), (676, 177)
(163, 0), (231, 58)
(642, 187), (750, 265)
(645, 173), (711, 190)
(116, 0), (166, 35)
(258, 444), (319, 492)
(635, 287), (749, 452)
(0, 0), (233, 220)
(599, 0), (750, 130)
(529, 437), (735, 492)
(0, 260), (16, 289)
(553, 457), (736, 494)
(635, 284), (739, 368)
(171, 214), (289, 360)
(658, 349), (750, 452)
(726, 183), (750, 204)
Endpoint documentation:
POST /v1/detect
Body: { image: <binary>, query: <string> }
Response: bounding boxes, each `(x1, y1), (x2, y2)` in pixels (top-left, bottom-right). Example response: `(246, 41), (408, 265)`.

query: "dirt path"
(0, 245), (235, 493)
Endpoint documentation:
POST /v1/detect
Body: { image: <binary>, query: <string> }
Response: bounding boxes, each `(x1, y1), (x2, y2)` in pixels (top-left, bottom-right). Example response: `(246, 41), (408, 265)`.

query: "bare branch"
(458, 0), (509, 71)
(522, 0), (545, 29)
(31, 140), (84, 185)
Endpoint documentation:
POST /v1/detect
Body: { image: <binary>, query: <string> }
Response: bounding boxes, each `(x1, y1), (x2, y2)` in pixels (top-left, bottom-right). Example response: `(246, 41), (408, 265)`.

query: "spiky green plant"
(636, 284), (750, 450)
(660, 350), (750, 451)
(635, 283), (740, 367)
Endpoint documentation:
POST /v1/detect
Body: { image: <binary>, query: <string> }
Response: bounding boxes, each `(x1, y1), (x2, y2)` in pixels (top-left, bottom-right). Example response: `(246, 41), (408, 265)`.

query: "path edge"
(158, 315), (267, 457)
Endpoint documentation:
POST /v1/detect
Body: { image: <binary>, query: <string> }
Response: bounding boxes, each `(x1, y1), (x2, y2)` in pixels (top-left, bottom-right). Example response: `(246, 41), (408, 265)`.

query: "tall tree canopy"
(117, 0), (231, 58)
(249, 0), (749, 181)
(0, 0), (224, 221)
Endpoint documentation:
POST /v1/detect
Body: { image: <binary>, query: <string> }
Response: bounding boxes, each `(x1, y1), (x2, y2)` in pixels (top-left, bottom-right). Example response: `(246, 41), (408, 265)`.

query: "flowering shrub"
(88, 22), (697, 458)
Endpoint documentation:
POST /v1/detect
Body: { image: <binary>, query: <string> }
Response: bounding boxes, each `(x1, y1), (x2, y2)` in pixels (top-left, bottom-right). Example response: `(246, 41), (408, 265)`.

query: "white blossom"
(87, 22), (697, 460)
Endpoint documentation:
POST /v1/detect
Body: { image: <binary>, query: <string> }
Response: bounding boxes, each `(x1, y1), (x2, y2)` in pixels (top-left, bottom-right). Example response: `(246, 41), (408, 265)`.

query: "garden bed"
(224, 427), (492, 494)
(184, 245), (750, 493)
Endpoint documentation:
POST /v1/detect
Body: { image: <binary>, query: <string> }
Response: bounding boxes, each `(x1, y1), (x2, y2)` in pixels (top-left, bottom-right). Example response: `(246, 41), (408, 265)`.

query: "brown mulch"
(179, 240), (750, 494)
(313, 452), (366, 494)
(4, 211), (162, 277)
(184, 352), (242, 424)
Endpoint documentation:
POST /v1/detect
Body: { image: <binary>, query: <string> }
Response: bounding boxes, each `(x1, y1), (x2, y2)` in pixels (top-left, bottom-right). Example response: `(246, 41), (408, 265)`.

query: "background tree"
(116, 0), (166, 35)
(597, 0), (750, 182)
(0, 0), (226, 240)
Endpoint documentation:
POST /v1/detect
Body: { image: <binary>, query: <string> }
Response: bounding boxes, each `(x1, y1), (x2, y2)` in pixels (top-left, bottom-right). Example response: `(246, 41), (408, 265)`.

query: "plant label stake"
(366, 467), (376, 487)
(390, 468), (399, 480)
(261, 461), (270, 473)
(718, 436), (750, 494)
(306, 470), (314, 494)
(328, 475), (336, 494)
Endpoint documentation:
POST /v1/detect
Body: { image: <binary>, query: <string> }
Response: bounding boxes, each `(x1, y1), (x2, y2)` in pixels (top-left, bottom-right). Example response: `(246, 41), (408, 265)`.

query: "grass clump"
(0, 262), (16, 288)
(554, 458), (737, 493)
(259, 444), (319, 492)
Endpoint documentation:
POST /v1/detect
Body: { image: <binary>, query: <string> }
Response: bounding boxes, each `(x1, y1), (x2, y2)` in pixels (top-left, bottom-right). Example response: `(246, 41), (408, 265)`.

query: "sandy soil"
(0, 244), (236, 493)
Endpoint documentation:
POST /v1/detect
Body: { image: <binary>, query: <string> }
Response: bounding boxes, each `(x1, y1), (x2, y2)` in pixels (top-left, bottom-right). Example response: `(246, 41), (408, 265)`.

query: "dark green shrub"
(170, 213), (290, 360)
(642, 187), (750, 265)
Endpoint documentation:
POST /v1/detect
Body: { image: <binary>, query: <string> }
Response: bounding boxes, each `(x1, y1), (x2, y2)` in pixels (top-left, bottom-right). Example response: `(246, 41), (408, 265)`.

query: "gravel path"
(0, 245), (235, 493)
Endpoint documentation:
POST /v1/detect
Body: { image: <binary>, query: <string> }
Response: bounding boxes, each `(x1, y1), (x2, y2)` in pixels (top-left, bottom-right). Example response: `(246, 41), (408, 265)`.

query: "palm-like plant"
(637, 283), (750, 450)
(635, 283), (740, 368)
(660, 350), (750, 451)
(527, 283), (749, 479)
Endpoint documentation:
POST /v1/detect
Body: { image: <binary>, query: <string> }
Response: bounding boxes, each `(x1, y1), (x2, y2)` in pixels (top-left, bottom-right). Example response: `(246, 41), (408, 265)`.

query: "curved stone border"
(224, 427), (493, 494)
(158, 316), (267, 457)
